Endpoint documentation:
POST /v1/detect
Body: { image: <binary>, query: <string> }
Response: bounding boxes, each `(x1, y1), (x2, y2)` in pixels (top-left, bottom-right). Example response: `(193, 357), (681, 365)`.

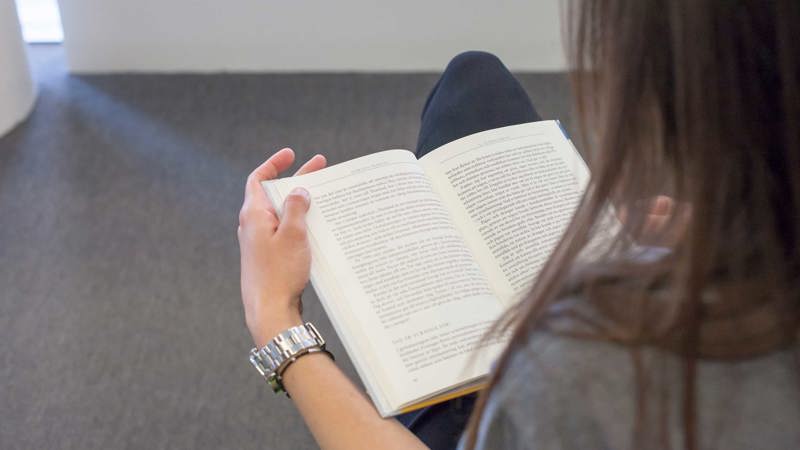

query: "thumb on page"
(278, 187), (311, 240)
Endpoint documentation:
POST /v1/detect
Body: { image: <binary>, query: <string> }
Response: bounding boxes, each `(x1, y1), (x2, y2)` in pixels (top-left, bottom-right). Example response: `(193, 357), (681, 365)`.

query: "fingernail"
(290, 187), (310, 202)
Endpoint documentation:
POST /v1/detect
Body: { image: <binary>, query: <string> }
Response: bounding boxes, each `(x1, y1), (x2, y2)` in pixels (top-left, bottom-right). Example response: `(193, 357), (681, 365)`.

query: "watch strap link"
(249, 322), (333, 395)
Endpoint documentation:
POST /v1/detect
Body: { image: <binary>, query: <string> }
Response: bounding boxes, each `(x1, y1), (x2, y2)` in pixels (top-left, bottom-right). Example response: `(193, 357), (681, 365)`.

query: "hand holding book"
(238, 148), (430, 450)
(237, 148), (327, 348)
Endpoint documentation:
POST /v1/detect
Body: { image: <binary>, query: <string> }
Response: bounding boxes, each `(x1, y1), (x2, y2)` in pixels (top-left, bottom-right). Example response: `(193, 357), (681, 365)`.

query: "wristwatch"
(249, 322), (333, 395)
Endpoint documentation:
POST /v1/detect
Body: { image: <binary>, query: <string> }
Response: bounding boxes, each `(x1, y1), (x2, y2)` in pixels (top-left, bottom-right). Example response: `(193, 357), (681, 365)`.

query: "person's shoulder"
(497, 326), (635, 415)
(499, 295), (636, 400)
(479, 315), (638, 449)
(512, 332), (625, 381)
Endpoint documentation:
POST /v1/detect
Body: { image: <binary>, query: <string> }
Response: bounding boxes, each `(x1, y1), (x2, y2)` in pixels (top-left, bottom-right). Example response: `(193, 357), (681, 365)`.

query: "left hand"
(237, 148), (327, 347)
(616, 195), (690, 247)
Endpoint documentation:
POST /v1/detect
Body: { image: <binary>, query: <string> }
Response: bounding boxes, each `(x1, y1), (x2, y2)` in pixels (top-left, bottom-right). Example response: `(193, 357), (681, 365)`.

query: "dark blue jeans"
(397, 51), (541, 450)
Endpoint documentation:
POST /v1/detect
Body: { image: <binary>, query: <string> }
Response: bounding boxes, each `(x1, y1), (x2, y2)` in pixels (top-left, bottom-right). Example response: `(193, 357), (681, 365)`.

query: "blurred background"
(0, 1), (570, 448)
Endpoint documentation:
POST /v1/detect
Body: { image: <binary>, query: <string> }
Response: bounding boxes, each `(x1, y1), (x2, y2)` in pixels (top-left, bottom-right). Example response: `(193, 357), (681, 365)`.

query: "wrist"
(248, 321), (333, 396)
(251, 308), (303, 348)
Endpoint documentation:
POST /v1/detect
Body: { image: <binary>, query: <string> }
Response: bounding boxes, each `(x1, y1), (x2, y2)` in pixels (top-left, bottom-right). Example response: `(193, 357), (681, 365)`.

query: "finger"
(643, 213), (669, 237)
(251, 148), (296, 183)
(277, 187), (311, 240)
(294, 154), (328, 176)
(244, 148), (296, 209)
(649, 196), (674, 216)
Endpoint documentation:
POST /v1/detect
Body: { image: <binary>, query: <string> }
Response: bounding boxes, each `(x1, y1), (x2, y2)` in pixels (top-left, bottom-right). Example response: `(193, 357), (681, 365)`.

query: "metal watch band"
(248, 322), (333, 395)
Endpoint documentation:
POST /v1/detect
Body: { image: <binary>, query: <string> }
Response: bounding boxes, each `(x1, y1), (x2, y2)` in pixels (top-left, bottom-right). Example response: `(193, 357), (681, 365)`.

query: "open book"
(263, 121), (589, 417)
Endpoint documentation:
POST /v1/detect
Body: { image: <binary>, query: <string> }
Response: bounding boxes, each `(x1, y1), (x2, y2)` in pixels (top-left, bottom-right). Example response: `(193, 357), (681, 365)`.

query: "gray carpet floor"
(0, 44), (572, 450)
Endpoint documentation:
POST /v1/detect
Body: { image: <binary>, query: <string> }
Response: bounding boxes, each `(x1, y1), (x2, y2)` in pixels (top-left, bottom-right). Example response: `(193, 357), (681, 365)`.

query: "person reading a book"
(238, 1), (800, 449)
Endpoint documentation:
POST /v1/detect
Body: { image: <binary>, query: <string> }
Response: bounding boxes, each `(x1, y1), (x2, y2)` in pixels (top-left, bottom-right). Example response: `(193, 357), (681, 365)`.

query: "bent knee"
(444, 51), (505, 76)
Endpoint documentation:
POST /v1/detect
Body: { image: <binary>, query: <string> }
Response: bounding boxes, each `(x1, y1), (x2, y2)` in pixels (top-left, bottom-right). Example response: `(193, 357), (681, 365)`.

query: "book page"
(263, 150), (506, 412)
(420, 121), (589, 305)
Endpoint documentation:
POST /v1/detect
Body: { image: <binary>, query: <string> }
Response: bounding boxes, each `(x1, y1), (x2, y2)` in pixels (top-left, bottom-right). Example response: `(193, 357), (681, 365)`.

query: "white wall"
(58, 0), (565, 73)
(0, 0), (36, 136)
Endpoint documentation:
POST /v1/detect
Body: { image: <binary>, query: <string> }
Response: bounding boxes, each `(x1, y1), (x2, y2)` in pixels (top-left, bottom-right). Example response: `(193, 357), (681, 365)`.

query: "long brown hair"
(465, 1), (800, 448)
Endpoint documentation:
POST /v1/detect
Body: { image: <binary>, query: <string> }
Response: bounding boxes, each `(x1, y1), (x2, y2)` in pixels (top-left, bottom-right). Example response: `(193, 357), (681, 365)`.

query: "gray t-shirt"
(468, 330), (800, 449)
